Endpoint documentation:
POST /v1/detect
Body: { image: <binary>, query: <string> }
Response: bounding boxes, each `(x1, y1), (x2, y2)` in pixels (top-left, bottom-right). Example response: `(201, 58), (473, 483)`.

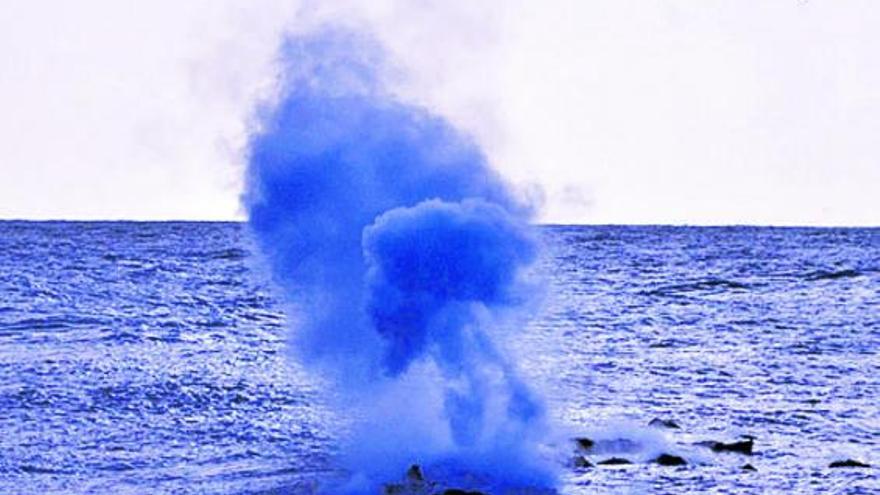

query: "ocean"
(1, 222), (877, 494)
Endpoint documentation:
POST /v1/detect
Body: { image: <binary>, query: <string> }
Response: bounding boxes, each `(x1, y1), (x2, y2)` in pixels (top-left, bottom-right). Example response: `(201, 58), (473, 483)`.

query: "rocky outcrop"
(697, 437), (754, 455)
(653, 454), (687, 466)
(829, 459), (870, 468)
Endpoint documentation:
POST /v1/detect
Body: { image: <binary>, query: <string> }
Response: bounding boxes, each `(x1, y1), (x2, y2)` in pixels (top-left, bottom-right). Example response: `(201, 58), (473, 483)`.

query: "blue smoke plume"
(244, 28), (555, 492)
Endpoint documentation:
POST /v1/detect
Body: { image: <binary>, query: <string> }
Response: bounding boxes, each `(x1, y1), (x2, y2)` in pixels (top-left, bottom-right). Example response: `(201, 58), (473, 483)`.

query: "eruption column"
(245, 28), (555, 492)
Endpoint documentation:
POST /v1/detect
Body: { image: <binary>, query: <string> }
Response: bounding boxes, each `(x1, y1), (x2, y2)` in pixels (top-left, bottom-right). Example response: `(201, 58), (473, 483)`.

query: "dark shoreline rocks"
(697, 437), (754, 455)
(829, 459), (870, 468)
(653, 454), (687, 466)
(378, 435), (876, 495)
(712, 439), (753, 455)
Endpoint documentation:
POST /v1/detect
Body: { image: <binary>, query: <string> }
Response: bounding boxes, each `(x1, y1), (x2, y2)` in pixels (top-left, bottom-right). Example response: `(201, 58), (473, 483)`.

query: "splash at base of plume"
(244, 27), (556, 493)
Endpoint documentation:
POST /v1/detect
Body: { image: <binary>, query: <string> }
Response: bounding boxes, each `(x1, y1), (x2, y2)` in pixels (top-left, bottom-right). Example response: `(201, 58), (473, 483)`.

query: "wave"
(0, 315), (107, 332)
(804, 269), (863, 281)
(641, 278), (749, 297)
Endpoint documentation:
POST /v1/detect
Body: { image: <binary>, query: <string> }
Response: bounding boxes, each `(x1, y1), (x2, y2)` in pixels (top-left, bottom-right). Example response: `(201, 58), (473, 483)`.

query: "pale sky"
(1, 0), (878, 225)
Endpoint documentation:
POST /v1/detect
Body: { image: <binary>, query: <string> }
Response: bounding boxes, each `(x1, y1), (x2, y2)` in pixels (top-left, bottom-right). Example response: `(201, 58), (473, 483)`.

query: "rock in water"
(597, 457), (633, 466)
(741, 464), (757, 472)
(713, 438), (753, 455)
(441, 490), (487, 495)
(383, 464), (432, 495)
(648, 418), (681, 429)
(572, 456), (593, 469)
(407, 465), (425, 483)
(698, 437), (754, 455)
(575, 437), (594, 451)
(829, 459), (870, 468)
(653, 454), (687, 466)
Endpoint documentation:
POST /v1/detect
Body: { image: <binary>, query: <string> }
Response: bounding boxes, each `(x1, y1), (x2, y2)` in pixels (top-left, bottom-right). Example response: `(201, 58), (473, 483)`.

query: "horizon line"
(0, 218), (877, 229)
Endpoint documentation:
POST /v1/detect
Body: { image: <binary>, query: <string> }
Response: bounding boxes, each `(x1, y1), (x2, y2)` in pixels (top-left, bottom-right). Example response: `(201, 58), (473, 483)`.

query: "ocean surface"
(1, 222), (877, 494)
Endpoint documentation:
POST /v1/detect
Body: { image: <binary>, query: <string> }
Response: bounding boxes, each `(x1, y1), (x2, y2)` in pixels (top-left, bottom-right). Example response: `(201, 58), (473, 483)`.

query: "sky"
(1, 0), (878, 225)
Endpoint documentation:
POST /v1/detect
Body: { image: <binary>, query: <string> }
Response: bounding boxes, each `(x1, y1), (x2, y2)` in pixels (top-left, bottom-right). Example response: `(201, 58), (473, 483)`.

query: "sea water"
(0, 222), (877, 494)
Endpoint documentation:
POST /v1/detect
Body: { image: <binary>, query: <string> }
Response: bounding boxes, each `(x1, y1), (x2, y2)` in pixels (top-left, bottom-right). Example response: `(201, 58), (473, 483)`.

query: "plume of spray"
(244, 27), (556, 493)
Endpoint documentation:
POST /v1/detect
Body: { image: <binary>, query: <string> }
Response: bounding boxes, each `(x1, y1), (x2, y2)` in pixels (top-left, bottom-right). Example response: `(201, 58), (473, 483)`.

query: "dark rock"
(713, 439), (753, 455)
(572, 456), (593, 469)
(741, 464), (757, 471)
(648, 418), (681, 429)
(699, 437), (754, 455)
(575, 437), (594, 451)
(653, 454), (687, 466)
(383, 464), (431, 494)
(441, 490), (487, 495)
(597, 457), (632, 466)
(406, 464), (425, 483)
(829, 459), (870, 468)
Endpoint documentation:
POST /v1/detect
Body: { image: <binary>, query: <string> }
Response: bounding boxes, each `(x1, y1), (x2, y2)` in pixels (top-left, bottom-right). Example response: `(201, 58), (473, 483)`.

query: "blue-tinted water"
(1, 222), (877, 494)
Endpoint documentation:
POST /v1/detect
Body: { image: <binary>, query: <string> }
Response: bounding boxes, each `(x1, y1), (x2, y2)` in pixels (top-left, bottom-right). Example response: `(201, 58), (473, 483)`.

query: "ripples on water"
(0, 222), (877, 494)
